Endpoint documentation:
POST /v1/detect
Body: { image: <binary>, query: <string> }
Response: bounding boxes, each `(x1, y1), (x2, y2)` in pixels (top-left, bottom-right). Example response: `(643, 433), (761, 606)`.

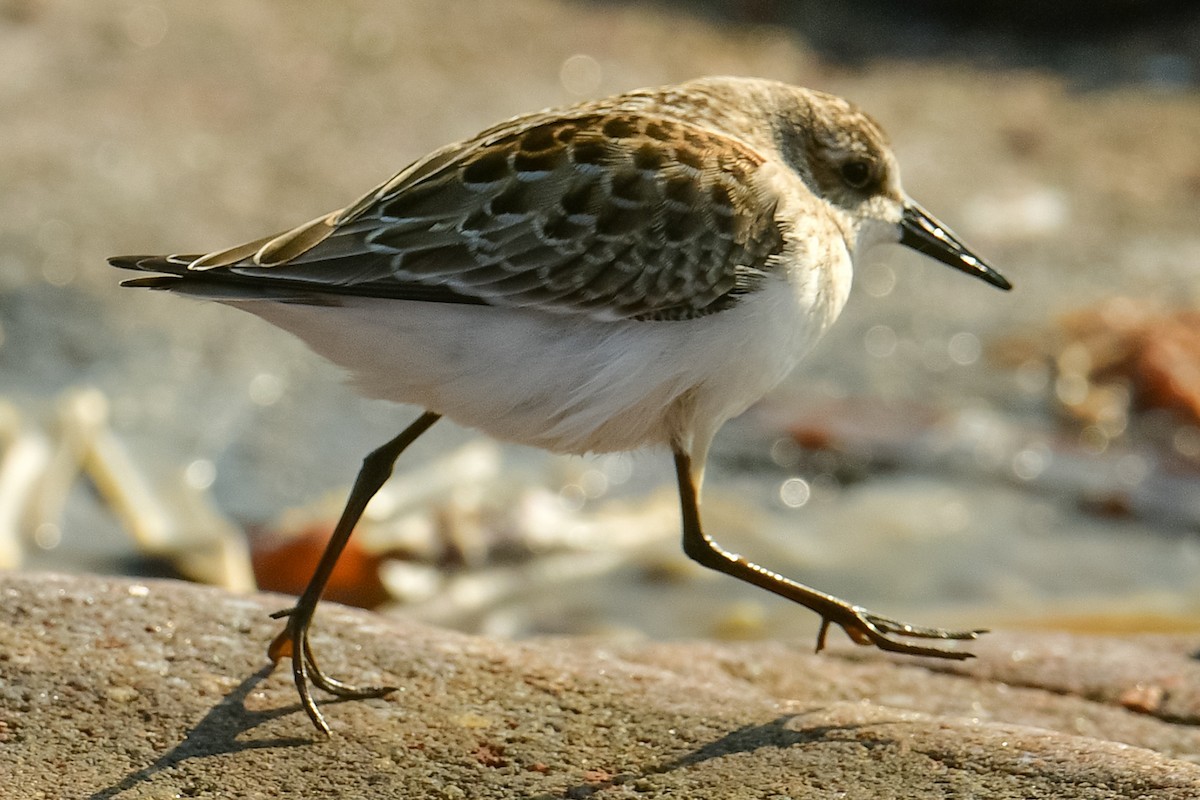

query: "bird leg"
(268, 411), (441, 735)
(672, 449), (984, 659)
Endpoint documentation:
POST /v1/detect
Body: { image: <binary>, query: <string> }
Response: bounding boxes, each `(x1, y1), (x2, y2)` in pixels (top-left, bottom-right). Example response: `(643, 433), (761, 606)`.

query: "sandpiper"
(111, 76), (1011, 735)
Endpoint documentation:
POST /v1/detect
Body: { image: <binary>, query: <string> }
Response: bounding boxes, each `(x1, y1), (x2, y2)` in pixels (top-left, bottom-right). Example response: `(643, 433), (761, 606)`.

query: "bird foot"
(268, 606), (397, 736)
(815, 605), (985, 660)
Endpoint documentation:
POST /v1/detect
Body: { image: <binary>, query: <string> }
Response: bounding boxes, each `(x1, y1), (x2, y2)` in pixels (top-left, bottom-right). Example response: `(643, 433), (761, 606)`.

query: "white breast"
(225, 259), (850, 457)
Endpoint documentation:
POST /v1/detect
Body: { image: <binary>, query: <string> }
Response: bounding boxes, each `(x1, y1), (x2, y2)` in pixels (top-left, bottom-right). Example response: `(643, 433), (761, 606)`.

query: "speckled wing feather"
(120, 107), (787, 321)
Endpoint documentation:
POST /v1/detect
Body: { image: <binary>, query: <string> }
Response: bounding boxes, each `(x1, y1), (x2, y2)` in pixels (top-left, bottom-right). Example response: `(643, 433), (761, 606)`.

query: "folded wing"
(113, 109), (787, 321)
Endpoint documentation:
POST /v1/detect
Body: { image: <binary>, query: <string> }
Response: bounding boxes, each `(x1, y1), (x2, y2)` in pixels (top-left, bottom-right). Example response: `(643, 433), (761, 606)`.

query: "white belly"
(226, 271), (845, 456)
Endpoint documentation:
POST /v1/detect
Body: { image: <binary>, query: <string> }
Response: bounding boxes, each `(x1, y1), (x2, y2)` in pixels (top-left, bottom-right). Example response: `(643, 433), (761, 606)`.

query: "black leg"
(268, 411), (441, 735)
(672, 449), (984, 659)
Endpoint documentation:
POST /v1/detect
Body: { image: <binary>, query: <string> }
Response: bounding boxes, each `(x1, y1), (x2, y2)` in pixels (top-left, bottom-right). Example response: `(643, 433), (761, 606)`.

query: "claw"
(300, 635), (396, 700)
(267, 603), (398, 736)
(814, 605), (984, 660)
(863, 611), (985, 642)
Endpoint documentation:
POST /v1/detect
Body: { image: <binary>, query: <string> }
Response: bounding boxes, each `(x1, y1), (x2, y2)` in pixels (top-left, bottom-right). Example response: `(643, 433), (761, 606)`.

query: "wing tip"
(108, 254), (152, 271)
(119, 276), (180, 290)
(108, 254), (200, 274)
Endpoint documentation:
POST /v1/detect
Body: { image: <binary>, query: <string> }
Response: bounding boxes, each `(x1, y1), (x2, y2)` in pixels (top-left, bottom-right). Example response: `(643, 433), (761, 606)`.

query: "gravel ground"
(4, 572), (1199, 798)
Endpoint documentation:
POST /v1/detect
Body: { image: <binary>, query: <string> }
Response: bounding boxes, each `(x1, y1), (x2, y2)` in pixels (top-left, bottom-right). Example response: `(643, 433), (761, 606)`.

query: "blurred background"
(2, 0), (1200, 646)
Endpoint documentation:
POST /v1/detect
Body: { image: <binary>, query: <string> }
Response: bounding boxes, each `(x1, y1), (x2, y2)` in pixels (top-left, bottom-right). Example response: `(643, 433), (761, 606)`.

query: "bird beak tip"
(899, 202), (1011, 292)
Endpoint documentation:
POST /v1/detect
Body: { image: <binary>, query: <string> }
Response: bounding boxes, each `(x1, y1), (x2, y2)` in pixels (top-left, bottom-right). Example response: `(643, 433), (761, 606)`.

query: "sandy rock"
(1, 571), (1198, 798)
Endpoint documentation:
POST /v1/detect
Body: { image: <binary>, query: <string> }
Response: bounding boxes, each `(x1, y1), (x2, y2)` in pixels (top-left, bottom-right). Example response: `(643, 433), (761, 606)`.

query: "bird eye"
(840, 159), (873, 190)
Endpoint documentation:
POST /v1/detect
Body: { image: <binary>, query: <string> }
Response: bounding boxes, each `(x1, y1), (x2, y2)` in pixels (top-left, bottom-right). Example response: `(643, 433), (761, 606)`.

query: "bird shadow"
(84, 665), (311, 800)
(531, 713), (885, 799)
(661, 714), (881, 770)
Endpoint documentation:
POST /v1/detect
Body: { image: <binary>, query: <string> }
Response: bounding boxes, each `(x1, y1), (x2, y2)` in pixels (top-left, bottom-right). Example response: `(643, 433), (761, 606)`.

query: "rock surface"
(2, 572), (1199, 798)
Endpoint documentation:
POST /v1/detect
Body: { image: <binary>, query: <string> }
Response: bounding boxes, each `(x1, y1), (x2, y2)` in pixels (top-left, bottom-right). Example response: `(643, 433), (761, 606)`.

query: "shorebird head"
(781, 86), (1011, 292)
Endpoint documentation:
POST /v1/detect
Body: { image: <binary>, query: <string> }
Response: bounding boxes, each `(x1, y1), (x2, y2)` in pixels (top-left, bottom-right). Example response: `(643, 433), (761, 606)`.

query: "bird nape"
(110, 76), (1010, 736)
